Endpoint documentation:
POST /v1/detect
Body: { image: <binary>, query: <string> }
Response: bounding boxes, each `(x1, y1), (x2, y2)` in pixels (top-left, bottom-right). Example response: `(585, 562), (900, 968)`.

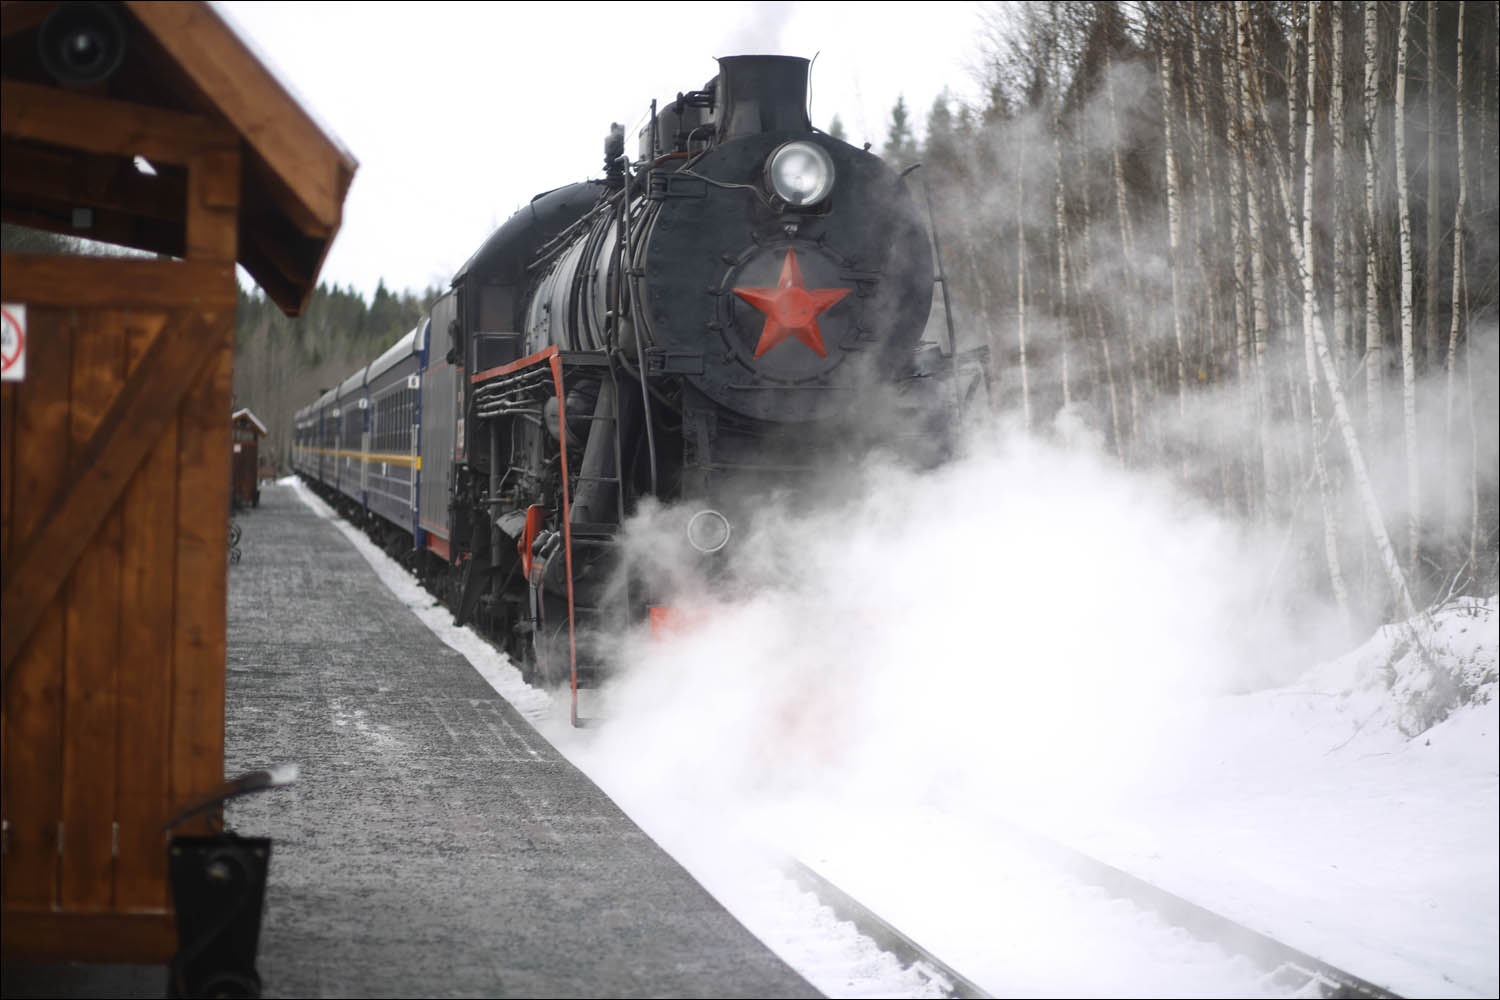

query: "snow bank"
(1308, 594), (1498, 739)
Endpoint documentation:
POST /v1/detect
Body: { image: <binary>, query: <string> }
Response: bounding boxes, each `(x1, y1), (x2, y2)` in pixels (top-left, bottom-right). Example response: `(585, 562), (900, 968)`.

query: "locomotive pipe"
(490, 420), (502, 603)
(617, 154), (659, 496)
(571, 378), (618, 525)
(905, 162), (964, 419)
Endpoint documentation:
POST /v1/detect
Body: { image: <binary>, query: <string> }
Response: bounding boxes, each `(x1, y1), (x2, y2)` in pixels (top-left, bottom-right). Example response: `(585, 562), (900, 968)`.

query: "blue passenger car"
(334, 366), (369, 509)
(366, 321), (427, 539)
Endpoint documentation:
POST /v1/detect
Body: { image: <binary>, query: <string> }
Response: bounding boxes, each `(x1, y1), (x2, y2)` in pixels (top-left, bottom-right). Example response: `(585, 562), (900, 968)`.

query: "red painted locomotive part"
(470, 345), (564, 385)
(423, 530), (450, 560)
(545, 352), (581, 727)
(518, 505), (545, 579)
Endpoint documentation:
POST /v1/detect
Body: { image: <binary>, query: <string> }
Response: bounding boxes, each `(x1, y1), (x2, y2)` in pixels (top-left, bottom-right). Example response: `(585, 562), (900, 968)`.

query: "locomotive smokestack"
(715, 55), (811, 142)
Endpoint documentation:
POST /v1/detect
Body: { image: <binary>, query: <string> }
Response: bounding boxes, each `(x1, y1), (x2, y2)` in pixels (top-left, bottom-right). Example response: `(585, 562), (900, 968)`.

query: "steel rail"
(781, 858), (993, 1000)
(991, 820), (1404, 1000)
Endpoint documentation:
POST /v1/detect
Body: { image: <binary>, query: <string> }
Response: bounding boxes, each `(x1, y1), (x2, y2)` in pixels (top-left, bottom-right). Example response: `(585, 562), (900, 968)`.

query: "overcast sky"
(217, 1), (989, 302)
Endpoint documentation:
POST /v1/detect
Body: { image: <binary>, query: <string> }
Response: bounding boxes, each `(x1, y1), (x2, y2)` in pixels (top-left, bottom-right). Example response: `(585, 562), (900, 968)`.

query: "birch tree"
(1247, 0), (1418, 619)
(1302, 1), (1352, 623)
(1332, 0), (1351, 368)
(1445, 1), (1468, 561)
(1363, 0), (1384, 443)
(1104, 30), (1143, 453)
(1051, 2), (1072, 410)
(1237, 1), (1279, 513)
(1395, 0), (1421, 579)
(1425, 1), (1441, 370)
(1157, 9), (1188, 420)
(1016, 122), (1032, 431)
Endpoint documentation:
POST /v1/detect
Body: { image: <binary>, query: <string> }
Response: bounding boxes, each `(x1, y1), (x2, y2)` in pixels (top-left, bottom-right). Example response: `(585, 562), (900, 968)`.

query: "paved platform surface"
(220, 483), (816, 998)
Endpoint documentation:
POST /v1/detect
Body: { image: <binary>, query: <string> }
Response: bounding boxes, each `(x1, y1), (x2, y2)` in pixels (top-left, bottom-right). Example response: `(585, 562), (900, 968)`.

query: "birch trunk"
(1225, 1), (1256, 514)
(1237, 1), (1279, 511)
(1190, 6), (1232, 507)
(1189, 4), (1222, 382)
(1052, 4), (1072, 410)
(1016, 129), (1032, 431)
(1395, 0), (1421, 580)
(1075, 131), (1124, 455)
(1332, 0), (1350, 369)
(1425, 1), (1441, 370)
(1304, 1), (1352, 623)
(1363, 1), (1384, 443)
(1445, 1), (1466, 549)
(1105, 41), (1143, 454)
(1158, 18), (1188, 420)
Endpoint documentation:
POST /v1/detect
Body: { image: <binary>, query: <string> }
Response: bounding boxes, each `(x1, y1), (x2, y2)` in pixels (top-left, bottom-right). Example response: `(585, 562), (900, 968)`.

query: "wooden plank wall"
(1, 269), (236, 960)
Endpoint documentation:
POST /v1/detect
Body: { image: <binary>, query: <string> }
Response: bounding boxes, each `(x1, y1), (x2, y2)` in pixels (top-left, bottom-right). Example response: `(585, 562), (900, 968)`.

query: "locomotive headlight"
(766, 141), (835, 207)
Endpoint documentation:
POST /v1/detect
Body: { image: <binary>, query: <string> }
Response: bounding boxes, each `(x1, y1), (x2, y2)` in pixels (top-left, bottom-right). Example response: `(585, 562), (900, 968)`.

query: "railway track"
(783, 858), (994, 999)
(782, 828), (1403, 1000)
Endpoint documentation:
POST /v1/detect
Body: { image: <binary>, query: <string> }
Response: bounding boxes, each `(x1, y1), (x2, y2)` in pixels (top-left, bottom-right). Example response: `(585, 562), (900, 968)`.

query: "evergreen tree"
(925, 90), (960, 176)
(883, 95), (919, 167)
(828, 114), (846, 141)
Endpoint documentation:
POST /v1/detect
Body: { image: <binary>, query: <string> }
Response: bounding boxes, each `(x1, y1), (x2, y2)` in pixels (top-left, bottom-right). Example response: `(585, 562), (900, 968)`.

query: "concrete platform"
(218, 482), (816, 998)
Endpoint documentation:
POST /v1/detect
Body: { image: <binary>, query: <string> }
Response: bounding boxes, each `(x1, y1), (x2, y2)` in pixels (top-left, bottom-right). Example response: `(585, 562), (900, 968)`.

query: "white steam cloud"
(576, 412), (1342, 845)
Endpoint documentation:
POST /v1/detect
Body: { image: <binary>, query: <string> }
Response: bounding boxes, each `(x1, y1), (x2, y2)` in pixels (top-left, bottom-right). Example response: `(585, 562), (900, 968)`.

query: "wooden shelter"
(1, 0), (355, 963)
(231, 407), (268, 507)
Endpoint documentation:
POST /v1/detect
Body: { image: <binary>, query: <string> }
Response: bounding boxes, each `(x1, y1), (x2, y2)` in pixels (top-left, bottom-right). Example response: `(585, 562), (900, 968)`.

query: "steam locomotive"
(292, 55), (972, 722)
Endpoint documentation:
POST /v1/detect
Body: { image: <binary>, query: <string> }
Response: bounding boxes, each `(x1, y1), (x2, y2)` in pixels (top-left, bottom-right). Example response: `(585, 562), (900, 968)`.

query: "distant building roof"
(232, 408), (268, 435)
(0, 1), (358, 316)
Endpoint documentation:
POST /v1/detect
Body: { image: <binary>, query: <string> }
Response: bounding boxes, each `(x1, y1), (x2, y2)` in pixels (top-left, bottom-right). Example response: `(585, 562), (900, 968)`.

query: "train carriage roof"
(337, 366), (367, 401)
(1, 1), (358, 316)
(367, 322), (425, 384)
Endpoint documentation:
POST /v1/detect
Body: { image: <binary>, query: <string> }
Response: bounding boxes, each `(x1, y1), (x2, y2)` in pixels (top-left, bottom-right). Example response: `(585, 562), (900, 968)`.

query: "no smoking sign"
(2, 303), (25, 382)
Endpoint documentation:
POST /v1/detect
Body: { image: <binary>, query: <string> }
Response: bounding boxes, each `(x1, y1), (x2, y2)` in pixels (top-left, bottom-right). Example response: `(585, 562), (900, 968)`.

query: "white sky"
(217, 1), (990, 302)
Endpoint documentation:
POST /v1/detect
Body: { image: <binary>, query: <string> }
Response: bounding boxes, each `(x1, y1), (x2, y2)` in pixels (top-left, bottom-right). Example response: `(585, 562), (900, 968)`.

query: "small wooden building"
(231, 407), (268, 507)
(1, 0), (356, 963)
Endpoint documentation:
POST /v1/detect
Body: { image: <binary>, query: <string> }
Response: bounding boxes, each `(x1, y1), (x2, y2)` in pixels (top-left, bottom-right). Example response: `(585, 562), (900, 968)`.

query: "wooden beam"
(0, 78), (237, 166)
(186, 144), (238, 261)
(1, 139), (188, 221)
(1, 909), (176, 963)
(0, 202), (185, 259)
(0, 2), (55, 41)
(0, 253), (235, 308)
(1, 310), (228, 680)
(246, 150), (335, 240)
(125, 1), (355, 234)
(244, 218), (311, 294)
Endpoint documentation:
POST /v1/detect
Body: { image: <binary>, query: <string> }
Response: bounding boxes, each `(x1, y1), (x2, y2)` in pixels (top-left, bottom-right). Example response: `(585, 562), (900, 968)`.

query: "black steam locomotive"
(293, 55), (970, 722)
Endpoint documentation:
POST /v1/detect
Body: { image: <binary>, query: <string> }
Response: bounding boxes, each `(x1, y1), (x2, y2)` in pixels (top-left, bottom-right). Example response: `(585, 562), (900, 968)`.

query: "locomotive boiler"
(294, 55), (963, 722)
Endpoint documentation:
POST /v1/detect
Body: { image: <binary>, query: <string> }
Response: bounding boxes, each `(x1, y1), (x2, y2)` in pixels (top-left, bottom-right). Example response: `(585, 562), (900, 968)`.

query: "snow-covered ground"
(287, 448), (1498, 999)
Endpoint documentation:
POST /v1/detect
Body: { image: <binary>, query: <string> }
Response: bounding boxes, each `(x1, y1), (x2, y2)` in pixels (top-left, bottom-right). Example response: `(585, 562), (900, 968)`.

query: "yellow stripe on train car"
(306, 447), (419, 470)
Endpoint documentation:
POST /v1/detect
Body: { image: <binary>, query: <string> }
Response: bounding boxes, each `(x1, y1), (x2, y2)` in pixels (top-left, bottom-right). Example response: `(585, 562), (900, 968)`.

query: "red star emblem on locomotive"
(733, 248), (851, 360)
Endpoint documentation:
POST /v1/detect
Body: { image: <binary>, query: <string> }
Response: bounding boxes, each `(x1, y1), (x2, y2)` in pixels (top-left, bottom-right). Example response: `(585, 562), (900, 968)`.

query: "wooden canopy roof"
(1, 0), (357, 315)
